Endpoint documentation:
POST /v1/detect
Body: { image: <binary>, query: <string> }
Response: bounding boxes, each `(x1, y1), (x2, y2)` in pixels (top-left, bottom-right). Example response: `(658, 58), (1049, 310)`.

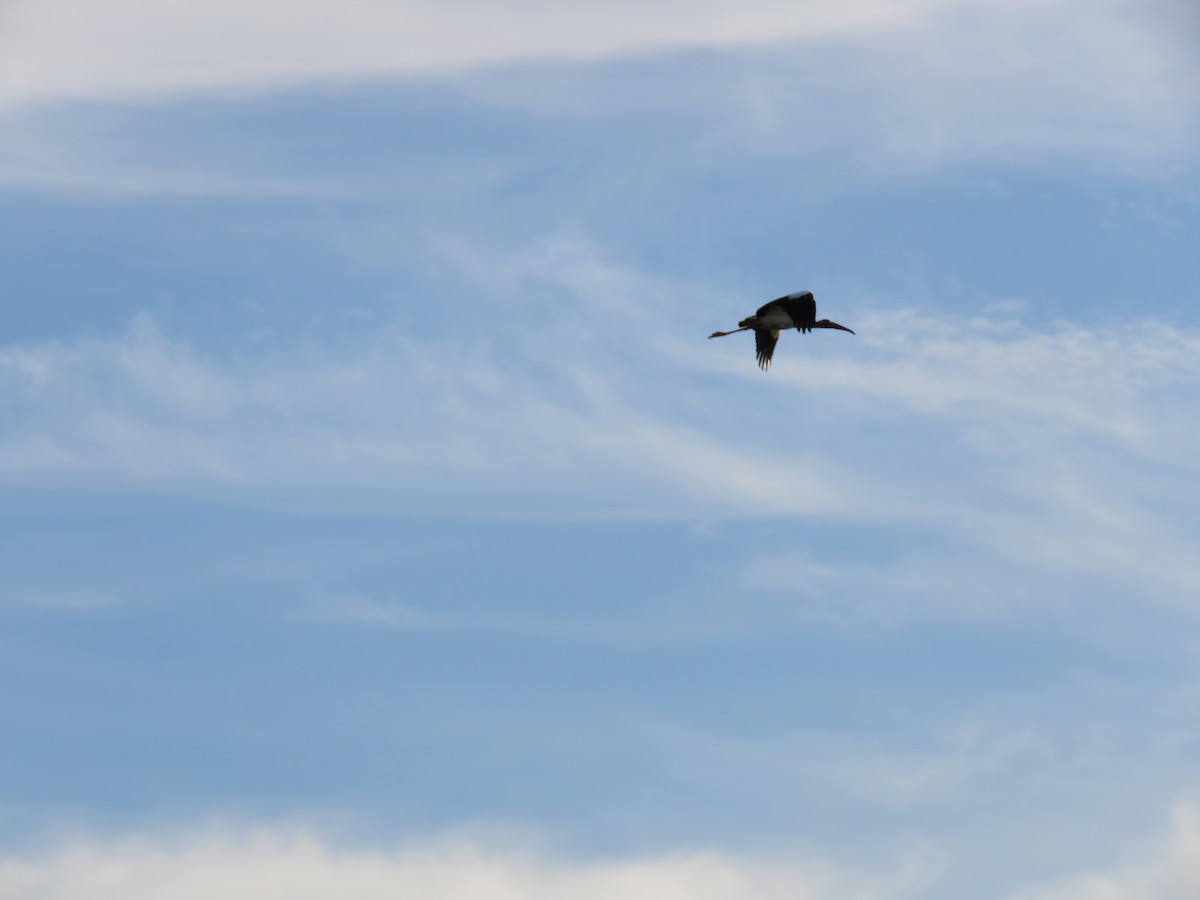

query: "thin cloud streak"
(2, 268), (1199, 621)
(0, 310), (854, 516)
(3, 218), (1200, 610)
(2, 293), (1199, 507)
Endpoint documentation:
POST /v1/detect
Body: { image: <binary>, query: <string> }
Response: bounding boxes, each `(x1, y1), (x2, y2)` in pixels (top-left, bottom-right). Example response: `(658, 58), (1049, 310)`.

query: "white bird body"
(708, 290), (854, 370)
(752, 307), (795, 331)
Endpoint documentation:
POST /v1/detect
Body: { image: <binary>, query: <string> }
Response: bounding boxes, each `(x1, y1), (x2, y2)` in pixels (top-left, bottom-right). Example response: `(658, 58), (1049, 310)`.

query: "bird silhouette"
(708, 291), (854, 370)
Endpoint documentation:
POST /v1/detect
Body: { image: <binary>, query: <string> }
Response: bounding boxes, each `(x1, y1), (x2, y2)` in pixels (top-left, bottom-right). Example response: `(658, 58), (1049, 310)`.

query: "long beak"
(815, 320), (855, 335)
(708, 326), (750, 339)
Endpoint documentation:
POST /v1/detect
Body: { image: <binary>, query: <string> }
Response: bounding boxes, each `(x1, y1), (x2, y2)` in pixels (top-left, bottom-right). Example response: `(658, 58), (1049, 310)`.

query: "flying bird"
(708, 290), (854, 370)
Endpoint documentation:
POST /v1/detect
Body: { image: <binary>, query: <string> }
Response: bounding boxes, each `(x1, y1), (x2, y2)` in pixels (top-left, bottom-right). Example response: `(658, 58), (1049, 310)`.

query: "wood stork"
(708, 290), (854, 370)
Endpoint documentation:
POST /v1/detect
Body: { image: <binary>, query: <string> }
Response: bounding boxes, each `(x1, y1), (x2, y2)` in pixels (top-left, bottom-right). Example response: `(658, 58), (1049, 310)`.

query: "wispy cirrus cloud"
(2, 230), (1199, 625)
(4, 230), (1200, 506)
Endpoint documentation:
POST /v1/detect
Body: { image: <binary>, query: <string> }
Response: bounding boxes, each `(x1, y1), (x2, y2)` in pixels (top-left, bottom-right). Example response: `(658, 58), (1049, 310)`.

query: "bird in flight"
(708, 290), (854, 370)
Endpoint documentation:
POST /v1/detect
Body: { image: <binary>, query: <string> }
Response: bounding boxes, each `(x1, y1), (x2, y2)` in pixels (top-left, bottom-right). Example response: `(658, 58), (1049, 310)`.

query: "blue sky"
(2, 1), (1200, 897)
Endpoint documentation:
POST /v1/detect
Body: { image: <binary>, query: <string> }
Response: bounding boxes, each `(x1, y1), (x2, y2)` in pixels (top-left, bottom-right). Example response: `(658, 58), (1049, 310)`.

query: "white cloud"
(0, 0), (1194, 176)
(0, 0), (982, 108)
(3, 809), (1199, 900)
(1007, 806), (1200, 900)
(0, 828), (920, 900)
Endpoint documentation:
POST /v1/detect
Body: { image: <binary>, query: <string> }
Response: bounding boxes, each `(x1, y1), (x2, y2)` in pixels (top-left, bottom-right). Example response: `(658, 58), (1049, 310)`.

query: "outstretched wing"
(757, 291), (816, 332)
(755, 328), (780, 371)
(781, 291), (816, 332)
